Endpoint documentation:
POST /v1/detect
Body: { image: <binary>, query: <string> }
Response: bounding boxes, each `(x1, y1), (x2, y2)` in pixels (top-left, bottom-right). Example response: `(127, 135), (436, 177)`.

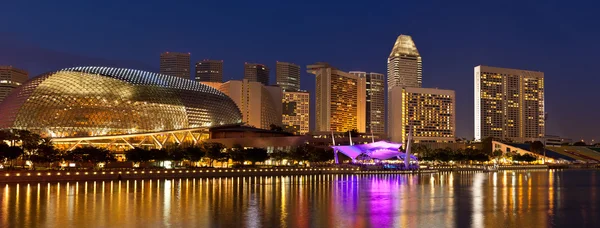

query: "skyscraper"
(195, 60), (223, 82)
(160, 52), (191, 79)
(388, 87), (455, 143)
(218, 79), (282, 130)
(276, 61), (301, 91)
(307, 62), (365, 133)
(0, 66), (28, 104)
(387, 35), (422, 138)
(282, 91), (310, 135)
(349, 71), (385, 135)
(387, 35), (422, 89)
(244, 63), (270, 85)
(474, 65), (545, 142)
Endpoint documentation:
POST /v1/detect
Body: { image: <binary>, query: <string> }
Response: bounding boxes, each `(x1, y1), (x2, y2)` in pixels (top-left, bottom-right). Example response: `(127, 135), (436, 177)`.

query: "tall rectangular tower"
(0, 66), (28, 104)
(349, 71), (385, 135)
(195, 60), (223, 82)
(218, 79), (282, 129)
(474, 65), (545, 142)
(307, 63), (366, 133)
(160, 52), (191, 79)
(387, 35), (422, 137)
(389, 87), (455, 143)
(282, 91), (310, 135)
(244, 63), (270, 86)
(276, 61), (301, 91)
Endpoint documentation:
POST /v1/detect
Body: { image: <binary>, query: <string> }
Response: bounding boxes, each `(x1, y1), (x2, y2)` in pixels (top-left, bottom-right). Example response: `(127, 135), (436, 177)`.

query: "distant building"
(545, 135), (572, 146)
(276, 61), (301, 92)
(307, 62), (366, 133)
(160, 52), (191, 79)
(195, 59), (223, 82)
(474, 65), (545, 142)
(282, 91), (310, 135)
(244, 63), (270, 85)
(215, 79), (282, 130)
(388, 87), (455, 143)
(0, 66), (28, 104)
(349, 72), (385, 135)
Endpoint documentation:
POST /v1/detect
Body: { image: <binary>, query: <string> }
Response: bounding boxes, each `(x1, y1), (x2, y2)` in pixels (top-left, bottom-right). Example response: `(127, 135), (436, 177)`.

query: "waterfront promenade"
(0, 164), (557, 183)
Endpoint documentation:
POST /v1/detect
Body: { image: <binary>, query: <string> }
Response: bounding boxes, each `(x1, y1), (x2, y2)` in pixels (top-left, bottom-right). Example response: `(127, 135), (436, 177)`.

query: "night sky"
(1, 0), (599, 141)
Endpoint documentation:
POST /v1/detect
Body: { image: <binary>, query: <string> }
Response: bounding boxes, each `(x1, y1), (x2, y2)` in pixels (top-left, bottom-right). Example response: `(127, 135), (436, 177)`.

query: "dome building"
(0, 66), (242, 150)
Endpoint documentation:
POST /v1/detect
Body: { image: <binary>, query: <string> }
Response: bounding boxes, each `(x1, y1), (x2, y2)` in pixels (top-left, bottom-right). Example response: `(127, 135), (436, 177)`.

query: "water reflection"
(0, 170), (598, 227)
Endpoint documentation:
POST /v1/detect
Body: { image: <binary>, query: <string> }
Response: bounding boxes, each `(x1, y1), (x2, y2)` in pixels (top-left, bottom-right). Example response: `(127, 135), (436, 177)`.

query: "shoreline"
(0, 164), (570, 183)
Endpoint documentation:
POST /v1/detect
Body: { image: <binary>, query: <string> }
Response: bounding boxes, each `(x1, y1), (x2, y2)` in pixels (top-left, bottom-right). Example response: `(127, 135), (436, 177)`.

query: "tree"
(126, 147), (152, 164)
(307, 147), (333, 163)
(184, 146), (205, 166)
(290, 144), (310, 163)
(150, 148), (169, 161)
(270, 150), (290, 165)
(492, 149), (503, 160)
(70, 147), (115, 167)
(4, 146), (24, 168)
(573, 141), (587, 146)
(166, 145), (186, 165)
(245, 148), (269, 165)
(30, 144), (60, 169)
(202, 142), (226, 167)
(413, 144), (432, 159)
(229, 144), (246, 165)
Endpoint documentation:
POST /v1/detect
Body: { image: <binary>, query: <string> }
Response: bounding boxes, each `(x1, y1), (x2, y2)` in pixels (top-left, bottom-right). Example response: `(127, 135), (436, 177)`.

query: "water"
(0, 170), (598, 228)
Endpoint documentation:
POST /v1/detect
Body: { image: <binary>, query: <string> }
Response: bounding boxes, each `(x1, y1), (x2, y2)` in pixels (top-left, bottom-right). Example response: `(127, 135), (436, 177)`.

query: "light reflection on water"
(0, 170), (598, 227)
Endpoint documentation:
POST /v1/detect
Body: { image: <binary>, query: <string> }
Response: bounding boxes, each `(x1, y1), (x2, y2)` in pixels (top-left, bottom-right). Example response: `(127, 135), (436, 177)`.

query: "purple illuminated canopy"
(331, 141), (418, 161)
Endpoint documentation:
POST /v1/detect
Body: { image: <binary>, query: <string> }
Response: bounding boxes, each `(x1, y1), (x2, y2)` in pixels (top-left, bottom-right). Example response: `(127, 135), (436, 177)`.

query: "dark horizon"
(1, 0), (599, 141)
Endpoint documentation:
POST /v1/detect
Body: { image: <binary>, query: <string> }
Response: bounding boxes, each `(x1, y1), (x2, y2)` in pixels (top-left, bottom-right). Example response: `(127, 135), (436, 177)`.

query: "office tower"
(474, 65), (545, 142)
(282, 91), (310, 135)
(0, 66), (28, 104)
(387, 35), (422, 137)
(244, 63), (270, 85)
(160, 52), (191, 79)
(388, 34), (422, 89)
(307, 62), (366, 133)
(195, 60), (223, 82)
(276, 61), (301, 91)
(218, 79), (282, 129)
(388, 87), (455, 143)
(349, 72), (385, 135)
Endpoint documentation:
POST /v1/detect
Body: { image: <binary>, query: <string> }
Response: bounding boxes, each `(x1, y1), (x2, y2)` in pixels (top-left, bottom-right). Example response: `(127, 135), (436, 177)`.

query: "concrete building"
(244, 63), (270, 85)
(212, 79), (282, 130)
(388, 87), (455, 143)
(350, 71), (385, 135)
(195, 59), (223, 82)
(282, 91), (310, 135)
(0, 66), (28, 104)
(387, 35), (422, 137)
(276, 61), (301, 91)
(307, 62), (366, 133)
(159, 52), (191, 79)
(474, 65), (545, 142)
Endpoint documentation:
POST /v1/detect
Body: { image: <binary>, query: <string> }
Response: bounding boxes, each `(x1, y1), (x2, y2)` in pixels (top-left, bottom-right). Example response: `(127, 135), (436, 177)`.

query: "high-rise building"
(282, 91), (310, 135)
(195, 60), (223, 82)
(160, 52), (191, 79)
(474, 65), (545, 142)
(388, 35), (422, 89)
(388, 87), (455, 143)
(0, 66), (28, 104)
(307, 62), (366, 133)
(276, 61), (301, 91)
(350, 71), (385, 135)
(387, 35), (422, 137)
(244, 63), (270, 85)
(217, 79), (282, 130)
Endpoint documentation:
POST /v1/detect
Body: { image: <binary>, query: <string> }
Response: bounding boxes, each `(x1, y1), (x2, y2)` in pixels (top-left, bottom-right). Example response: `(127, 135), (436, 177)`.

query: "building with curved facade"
(0, 66), (242, 150)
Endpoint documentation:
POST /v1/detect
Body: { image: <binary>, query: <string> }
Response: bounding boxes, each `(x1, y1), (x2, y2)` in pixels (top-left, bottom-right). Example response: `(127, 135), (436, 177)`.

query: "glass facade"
(0, 66), (242, 138)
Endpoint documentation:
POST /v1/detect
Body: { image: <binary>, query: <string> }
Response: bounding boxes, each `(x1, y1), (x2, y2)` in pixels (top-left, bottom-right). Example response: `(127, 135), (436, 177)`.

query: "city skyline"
(1, 0), (598, 141)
